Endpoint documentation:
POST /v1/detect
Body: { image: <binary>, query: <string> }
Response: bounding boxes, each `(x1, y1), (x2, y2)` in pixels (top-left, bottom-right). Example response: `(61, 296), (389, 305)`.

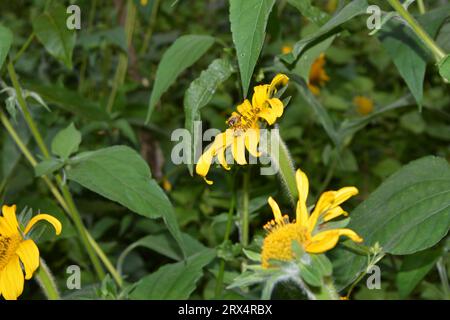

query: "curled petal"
(268, 74), (289, 96)
(323, 206), (347, 222)
(252, 85), (269, 109)
(333, 187), (359, 207)
(24, 214), (62, 236)
(267, 98), (284, 118)
(258, 108), (277, 125)
(306, 229), (363, 253)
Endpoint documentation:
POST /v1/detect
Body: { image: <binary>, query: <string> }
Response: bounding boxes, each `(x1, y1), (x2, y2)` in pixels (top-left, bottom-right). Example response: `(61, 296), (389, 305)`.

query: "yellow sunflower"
(308, 53), (330, 95)
(0, 205), (61, 300)
(353, 96), (374, 115)
(261, 169), (363, 268)
(196, 74), (289, 185)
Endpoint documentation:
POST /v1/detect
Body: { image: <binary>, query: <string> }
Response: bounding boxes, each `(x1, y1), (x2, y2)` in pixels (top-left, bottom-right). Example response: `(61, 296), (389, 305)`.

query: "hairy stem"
(35, 258), (60, 300)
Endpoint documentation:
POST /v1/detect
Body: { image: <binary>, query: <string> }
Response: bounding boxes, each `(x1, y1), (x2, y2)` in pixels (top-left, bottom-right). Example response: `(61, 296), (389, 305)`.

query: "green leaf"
(66, 146), (185, 258)
(25, 83), (110, 121)
(287, 0), (330, 26)
(438, 54), (450, 82)
(294, 36), (335, 81)
(290, 74), (339, 145)
(334, 156), (450, 289)
(51, 123), (82, 159)
(146, 34), (215, 122)
(34, 159), (64, 177)
(230, 0), (276, 97)
(184, 58), (234, 175)
(283, 0), (368, 63)
(0, 25), (13, 69)
(378, 5), (450, 107)
(396, 248), (442, 298)
(130, 250), (215, 299)
(32, 4), (76, 69)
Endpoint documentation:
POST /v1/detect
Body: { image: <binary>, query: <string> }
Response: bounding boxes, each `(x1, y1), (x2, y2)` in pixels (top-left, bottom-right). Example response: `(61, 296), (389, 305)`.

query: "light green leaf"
(51, 123), (82, 159)
(66, 146), (185, 257)
(230, 0), (276, 97)
(34, 159), (64, 177)
(184, 58), (234, 175)
(287, 0), (330, 26)
(378, 5), (450, 107)
(25, 83), (110, 121)
(130, 250), (215, 299)
(438, 54), (450, 82)
(0, 25), (13, 69)
(283, 0), (368, 63)
(32, 4), (76, 69)
(146, 35), (215, 122)
(396, 248), (442, 298)
(334, 156), (450, 289)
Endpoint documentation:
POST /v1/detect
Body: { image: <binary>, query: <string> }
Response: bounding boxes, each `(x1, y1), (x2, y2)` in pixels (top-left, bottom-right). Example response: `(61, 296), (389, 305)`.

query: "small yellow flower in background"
(162, 177), (172, 192)
(261, 169), (363, 268)
(0, 205), (61, 300)
(326, 0), (338, 13)
(308, 53), (330, 95)
(353, 96), (374, 115)
(140, 0), (148, 6)
(196, 74), (289, 185)
(281, 45), (293, 55)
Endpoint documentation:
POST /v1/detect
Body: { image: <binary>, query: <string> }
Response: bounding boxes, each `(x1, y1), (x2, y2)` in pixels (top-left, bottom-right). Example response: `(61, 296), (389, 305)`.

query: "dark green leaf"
(146, 35), (215, 122)
(230, 0), (276, 97)
(283, 0), (368, 63)
(396, 248), (442, 298)
(287, 0), (330, 26)
(130, 250), (215, 299)
(32, 4), (76, 68)
(334, 156), (450, 289)
(0, 25), (13, 69)
(184, 58), (234, 175)
(66, 146), (185, 257)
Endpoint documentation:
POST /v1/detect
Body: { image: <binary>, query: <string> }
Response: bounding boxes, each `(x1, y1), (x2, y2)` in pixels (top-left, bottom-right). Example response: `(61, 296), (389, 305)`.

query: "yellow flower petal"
(258, 107), (277, 125)
(268, 197), (283, 222)
(24, 214), (62, 236)
(0, 256), (24, 300)
(307, 191), (335, 232)
(295, 169), (309, 226)
(252, 85), (269, 108)
(16, 239), (40, 280)
(231, 136), (247, 165)
(244, 127), (261, 158)
(323, 206), (347, 222)
(267, 98), (284, 118)
(237, 99), (253, 115)
(1, 205), (18, 235)
(306, 229), (362, 253)
(268, 74), (289, 96)
(333, 187), (359, 206)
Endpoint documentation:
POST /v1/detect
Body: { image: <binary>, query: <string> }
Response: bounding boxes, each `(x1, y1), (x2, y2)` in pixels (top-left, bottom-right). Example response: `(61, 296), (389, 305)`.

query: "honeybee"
(226, 114), (241, 127)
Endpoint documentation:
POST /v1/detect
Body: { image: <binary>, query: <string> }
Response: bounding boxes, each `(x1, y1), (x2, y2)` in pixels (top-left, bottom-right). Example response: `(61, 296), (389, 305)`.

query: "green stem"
(215, 192), (236, 298)
(106, 0), (136, 113)
(241, 171), (250, 247)
(139, 0), (161, 55)
(0, 110), (123, 286)
(270, 129), (297, 204)
(35, 258), (60, 300)
(316, 277), (340, 300)
(78, 0), (98, 93)
(387, 0), (446, 61)
(12, 33), (35, 65)
(436, 258), (449, 300)
(6, 63), (107, 282)
(417, 0), (425, 14)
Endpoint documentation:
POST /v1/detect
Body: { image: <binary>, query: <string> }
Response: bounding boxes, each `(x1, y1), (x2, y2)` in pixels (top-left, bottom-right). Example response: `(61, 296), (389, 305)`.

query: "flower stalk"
(35, 258), (60, 300)
(387, 0), (446, 62)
